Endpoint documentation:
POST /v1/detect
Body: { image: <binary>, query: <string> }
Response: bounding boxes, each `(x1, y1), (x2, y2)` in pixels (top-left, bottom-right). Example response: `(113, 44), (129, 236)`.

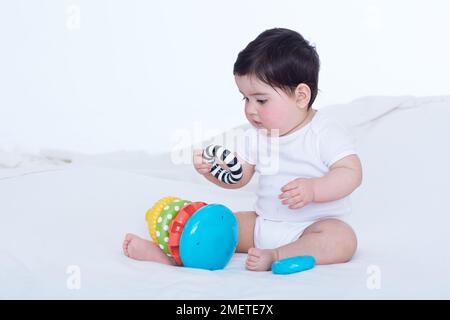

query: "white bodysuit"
(236, 110), (357, 249)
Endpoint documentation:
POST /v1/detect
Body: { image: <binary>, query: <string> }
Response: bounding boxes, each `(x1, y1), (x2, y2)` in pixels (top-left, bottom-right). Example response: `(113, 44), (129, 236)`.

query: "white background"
(1, 0), (449, 155)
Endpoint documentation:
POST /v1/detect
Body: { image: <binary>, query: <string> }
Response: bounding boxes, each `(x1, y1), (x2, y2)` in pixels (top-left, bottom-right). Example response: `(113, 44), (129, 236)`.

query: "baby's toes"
(246, 255), (259, 263)
(123, 240), (130, 256)
(245, 260), (258, 271)
(248, 247), (261, 257)
(245, 255), (259, 269)
(125, 233), (136, 242)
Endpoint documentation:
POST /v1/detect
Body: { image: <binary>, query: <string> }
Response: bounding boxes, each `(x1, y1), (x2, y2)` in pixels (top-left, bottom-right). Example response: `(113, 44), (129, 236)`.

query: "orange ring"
(168, 201), (207, 266)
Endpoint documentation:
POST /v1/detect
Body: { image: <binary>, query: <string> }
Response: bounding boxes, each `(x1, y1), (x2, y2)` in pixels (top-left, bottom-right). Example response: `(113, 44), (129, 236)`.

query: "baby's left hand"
(279, 178), (315, 209)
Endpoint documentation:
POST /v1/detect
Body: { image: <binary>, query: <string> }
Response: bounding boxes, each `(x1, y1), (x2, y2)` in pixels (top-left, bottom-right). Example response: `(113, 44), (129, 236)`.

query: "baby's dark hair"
(233, 28), (320, 108)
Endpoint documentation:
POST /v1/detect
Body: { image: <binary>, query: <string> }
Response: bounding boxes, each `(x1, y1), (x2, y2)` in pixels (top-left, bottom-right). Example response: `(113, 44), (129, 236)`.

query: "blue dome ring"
(179, 204), (238, 270)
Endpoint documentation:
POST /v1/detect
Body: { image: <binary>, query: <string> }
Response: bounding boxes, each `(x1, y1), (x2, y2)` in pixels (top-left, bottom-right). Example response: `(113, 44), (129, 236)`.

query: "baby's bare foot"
(123, 233), (175, 265)
(245, 247), (279, 271)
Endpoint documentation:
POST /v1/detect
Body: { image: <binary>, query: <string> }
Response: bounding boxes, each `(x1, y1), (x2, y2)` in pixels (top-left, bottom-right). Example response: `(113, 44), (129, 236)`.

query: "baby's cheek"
(260, 108), (284, 128)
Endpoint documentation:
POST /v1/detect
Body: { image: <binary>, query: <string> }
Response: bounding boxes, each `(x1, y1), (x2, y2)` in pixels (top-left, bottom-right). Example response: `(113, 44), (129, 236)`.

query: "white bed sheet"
(1, 96), (450, 299)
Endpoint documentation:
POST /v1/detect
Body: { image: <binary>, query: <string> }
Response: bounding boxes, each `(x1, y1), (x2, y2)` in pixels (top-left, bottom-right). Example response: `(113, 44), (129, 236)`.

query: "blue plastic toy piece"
(179, 204), (238, 271)
(272, 255), (316, 275)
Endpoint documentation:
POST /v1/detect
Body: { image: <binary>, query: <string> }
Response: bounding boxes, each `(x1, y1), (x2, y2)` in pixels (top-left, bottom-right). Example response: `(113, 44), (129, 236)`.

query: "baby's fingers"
(283, 195), (303, 206)
(193, 150), (205, 164)
(199, 167), (212, 174)
(193, 148), (203, 155)
(197, 163), (213, 173)
(279, 189), (299, 201)
(198, 163), (212, 169)
(289, 201), (305, 210)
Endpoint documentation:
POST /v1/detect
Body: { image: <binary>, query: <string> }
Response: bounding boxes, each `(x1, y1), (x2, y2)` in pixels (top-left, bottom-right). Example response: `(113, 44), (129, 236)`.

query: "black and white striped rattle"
(202, 145), (243, 184)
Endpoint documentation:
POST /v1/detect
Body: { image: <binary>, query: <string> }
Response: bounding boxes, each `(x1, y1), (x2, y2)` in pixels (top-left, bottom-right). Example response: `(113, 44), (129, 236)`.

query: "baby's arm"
(279, 154), (362, 209)
(312, 154), (363, 202)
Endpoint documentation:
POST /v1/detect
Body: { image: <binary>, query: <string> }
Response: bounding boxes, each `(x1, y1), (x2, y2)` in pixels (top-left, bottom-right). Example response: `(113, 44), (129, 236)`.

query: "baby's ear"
(295, 83), (311, 108)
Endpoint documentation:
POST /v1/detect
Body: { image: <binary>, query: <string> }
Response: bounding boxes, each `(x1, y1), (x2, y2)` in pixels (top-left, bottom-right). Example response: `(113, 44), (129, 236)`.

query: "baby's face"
(235, 75), (308, 136)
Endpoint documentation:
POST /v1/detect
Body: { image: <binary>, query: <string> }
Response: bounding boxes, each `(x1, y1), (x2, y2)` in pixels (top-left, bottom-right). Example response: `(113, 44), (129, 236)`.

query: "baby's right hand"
(193, 149), (213, 175)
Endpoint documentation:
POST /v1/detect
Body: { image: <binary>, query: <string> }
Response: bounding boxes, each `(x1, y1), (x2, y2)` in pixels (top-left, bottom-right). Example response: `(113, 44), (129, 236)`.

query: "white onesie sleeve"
(316, 119), (357, 168)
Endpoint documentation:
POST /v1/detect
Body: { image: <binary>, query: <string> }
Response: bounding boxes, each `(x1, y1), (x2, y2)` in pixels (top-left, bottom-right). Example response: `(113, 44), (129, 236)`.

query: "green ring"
(156, 199), (191, 255)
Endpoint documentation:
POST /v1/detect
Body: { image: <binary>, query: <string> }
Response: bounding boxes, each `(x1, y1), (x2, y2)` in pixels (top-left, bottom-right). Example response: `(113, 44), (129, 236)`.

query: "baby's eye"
(257, 99), (267, 105)
(242, 96), (249, 102)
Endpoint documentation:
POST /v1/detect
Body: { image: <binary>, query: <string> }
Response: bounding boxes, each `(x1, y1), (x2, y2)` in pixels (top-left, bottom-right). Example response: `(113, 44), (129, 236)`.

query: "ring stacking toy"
(202, 145), (243, 184)
(145, 196), (238, 270)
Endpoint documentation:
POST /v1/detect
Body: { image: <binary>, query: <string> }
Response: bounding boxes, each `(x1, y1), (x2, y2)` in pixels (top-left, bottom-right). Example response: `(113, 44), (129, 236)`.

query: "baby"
(123, 28), (362, 271)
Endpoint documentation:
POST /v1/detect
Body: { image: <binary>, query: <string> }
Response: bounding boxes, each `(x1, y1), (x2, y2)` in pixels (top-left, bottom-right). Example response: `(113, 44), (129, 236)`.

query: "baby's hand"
(279, 178), (315, 209)
(193, 149), (213, 175)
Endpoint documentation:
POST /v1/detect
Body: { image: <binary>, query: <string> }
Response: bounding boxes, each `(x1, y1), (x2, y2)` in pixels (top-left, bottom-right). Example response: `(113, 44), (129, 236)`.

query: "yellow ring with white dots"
(145, 196), (179, 242)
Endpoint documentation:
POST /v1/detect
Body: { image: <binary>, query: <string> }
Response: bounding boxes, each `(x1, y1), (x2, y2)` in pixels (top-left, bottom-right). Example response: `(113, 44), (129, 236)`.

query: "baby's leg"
(233, 211), (257, 253)
(246, 219), (357, 271)
(123, 233), (175, 265)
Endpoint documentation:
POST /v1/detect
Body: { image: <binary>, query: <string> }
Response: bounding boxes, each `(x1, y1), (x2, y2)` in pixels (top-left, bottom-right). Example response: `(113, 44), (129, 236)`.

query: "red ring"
(168, 201), (207, 266)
